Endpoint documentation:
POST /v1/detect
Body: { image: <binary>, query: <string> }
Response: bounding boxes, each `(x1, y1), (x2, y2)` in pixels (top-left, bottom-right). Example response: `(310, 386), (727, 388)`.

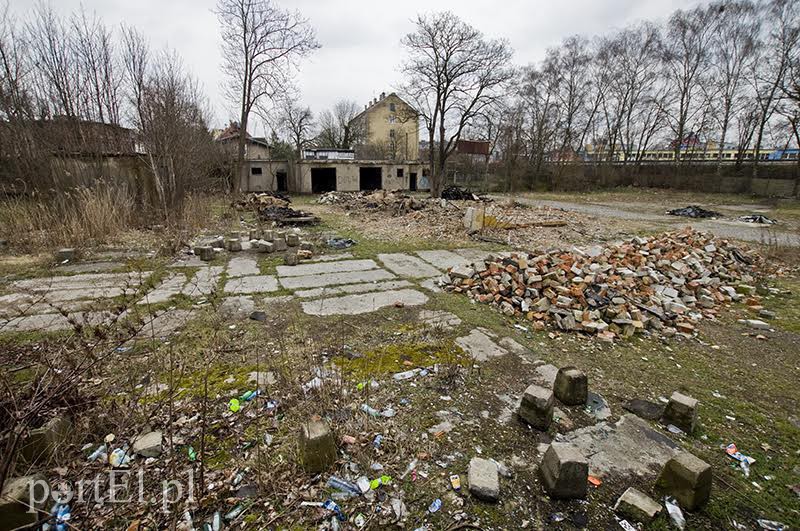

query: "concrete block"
(661, 391), (698, 433)
(655, 452), (712, 510)
(284, 253), (299, 266)
(195, 246), (214, 261)
(132, 431), (163, 458)
(299, 419), (337, 473)
(0, 474), (47, 531)
(55, 248), (75, 263)
(256, 240), (274, 253)
(20, 415), (72, 463)
(614, 487), (662, 522)
(226, 238), (242, 252)
(539, 443), (588, 499)
(286, 233), (300, 247)
(262, 230), (274, 242)
(468, 457), (500, 502)
(273, 238), (287, 252)
(554, 366), (588, 405)
(518, 384), (554, 430)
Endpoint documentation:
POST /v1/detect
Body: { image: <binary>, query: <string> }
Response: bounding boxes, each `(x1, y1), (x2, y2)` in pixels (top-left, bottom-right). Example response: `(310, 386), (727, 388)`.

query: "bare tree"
(216, 0), (318, 193)
(274, 94), (314, 157)
(401, 12), (514, 197)
(315, 99), (364, 149)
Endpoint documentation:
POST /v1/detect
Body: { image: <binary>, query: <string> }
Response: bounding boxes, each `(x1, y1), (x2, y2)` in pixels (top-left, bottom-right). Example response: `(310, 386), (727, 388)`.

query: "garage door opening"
(311, 167), (337, 193)
(359, 167), (382, 191)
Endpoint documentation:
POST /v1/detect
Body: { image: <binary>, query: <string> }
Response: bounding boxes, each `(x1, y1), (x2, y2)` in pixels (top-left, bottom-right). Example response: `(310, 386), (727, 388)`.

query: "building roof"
(350, 92), (418, 124)
(215, 122), (270, 148)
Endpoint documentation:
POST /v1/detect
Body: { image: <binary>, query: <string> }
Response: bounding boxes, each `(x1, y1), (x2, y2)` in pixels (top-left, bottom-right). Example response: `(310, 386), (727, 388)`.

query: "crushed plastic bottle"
(323, 499), (346, 521)
(87, 444), (107, 462)
(360, 404), (380, 417)
(109, 447), (132, 468)
(224, 503), (246, 521)
(427, 498), (442, 513)
(373, 434), (383, 448)
(54, 503), (71, 531)
(756, 520), (787, 531)
(327, 476), (361, 496)
(664, 496), (686, 530)
(400, 458), (418, 479)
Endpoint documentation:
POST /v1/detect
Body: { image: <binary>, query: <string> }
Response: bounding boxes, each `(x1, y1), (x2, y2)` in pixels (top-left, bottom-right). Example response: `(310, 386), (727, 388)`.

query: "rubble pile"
(738, 214), (777, 224)
(318, 189), (426, 214)
(444, 229), (761, 340)
(233, 191), (291, 209)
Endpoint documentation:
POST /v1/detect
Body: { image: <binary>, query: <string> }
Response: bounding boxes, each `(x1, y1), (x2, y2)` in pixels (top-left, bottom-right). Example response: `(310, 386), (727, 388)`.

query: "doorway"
(311, 167), (337, 193)
(276, 171), (288, 192)
(359, 167), (382, 191)
(409, 172), (417, 191)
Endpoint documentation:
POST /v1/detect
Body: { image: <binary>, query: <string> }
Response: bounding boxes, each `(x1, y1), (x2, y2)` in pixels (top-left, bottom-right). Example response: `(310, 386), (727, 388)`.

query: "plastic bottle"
(326, 476), (360, 496)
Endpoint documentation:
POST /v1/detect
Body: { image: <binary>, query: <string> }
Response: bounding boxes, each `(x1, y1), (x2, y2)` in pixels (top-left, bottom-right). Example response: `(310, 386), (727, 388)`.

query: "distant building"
(349, 92), (420, 161)
(301, 148), (355, 160)
(214, 122), (271, 160)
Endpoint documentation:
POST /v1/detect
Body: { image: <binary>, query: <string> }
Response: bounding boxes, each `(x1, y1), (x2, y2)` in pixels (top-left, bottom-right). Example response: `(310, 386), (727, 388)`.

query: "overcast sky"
(23, 0), (709, 134)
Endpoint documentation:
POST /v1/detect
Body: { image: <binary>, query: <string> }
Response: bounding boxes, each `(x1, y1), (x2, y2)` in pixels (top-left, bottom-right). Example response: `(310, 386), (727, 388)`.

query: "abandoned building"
(235, 91), (426, 194)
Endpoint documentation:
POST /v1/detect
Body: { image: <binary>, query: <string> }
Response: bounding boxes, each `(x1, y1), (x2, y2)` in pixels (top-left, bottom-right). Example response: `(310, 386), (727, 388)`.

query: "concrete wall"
(244, 160), (290, 191)
(295, 161), (422, 193)
(357, 94), (419, 160)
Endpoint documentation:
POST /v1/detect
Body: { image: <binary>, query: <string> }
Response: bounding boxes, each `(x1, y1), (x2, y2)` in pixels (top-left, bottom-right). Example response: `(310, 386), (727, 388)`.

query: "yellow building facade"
(350, 92), (419, 161)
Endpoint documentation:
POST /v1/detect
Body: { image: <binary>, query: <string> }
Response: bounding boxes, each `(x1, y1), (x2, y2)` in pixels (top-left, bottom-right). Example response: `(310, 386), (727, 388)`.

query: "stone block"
(249, 229), (262, 240)
(0, 474), (47, 531)
(273, 238), (287, 252)
(132, 431), (163, 457)
(55, 248), (75, 263)
(614, 487), (662, 522)
(661, 391), (698, 433)
(286, 233), (300, 247)
(539, 443), (588, 499)
(554, 366), (588, 405)
(256, 240), (274, 253)
(299, 419), (337, 473)
(226, 238), (242, 252)
(195, 245), (214, 261)
(517, 384), (554, 430)
(284, 253), (299, 266)
(655, 452), (712, 510)
(300, 241), (314, 251)
(468, 457), (500, 502)
(262, 230), (274, 242)
(209, 236), (225, 249)
(20, 416), (72, 463)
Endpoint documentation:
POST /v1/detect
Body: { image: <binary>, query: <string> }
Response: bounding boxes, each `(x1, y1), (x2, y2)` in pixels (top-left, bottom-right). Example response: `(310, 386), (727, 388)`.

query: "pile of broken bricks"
(445, 228), (762, 340)
(193, 229), (315, 265)
(519, 365), (712, 527)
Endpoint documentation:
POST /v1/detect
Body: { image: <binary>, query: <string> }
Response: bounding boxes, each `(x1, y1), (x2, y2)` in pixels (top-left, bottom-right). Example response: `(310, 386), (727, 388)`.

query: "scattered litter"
(667, 205), (721, 218)
(326, 237), (357, 249)
(360, 404), (380, 417)
(88, 444), (107, 462)
(664, 496), (685, 530)
(427, 498), (442, 513)
(549, 512), (566, 523)
(441, 185), (486, 201)
(667, 424), (685, 435)
(725, 443), (755, 477)
(618, 519), (637, 531)
(327, 476), (360, 497)
(756, 520), (788, 530)
(588, 475), (602, 487)
(449, 474), (461, 491)
(228, 398), (241, 413)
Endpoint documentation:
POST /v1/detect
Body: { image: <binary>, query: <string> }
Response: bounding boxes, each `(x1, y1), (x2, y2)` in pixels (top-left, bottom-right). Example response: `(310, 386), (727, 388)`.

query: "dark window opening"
(389, 102), (396, 112)
(311, 167), (337, 193)
(251, 166), (263, 175)
(276, 171), (288, 192)
(396, 168), (404, 177)
(359, 167), (382, 191)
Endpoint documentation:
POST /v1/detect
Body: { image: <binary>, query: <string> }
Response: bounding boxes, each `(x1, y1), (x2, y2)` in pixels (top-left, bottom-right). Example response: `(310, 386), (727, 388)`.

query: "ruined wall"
(295, 162), (421, 193)
(243, 160), (290, 192)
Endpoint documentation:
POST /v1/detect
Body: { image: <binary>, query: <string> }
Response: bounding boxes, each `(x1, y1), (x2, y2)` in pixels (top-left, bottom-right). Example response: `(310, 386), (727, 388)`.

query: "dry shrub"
(0, 185), (135, 251)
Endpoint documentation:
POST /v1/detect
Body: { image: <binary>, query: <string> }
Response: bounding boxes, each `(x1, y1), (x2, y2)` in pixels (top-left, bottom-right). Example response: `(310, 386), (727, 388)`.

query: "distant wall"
(295, 161), (420, 193)
(521, 163), (800, 198)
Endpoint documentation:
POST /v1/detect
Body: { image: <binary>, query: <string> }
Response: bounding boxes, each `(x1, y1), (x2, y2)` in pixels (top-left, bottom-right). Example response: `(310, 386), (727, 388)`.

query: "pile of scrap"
(233, 191), (291, 209)
(444, 229), (760, 341)
(441, 185), (488, 201)
(738, 214), (777, 224)
(258, 205), (319, 225)
(318, 190), (425, 214)
(666, 205), (721, 219)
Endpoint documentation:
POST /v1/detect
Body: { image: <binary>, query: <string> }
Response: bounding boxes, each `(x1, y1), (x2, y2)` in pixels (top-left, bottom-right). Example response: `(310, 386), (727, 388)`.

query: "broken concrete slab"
(169, 255), (206, 268)
(614, 487), (663, 523)
(307, 252), (354, 262)
(279, 269), (395, 290)
(623, 399), (664, 421)
(377, 253), (442, 278)
(227, 256), (260, 278)
(248, 371), (276, 388)
(556, 413), (678, 478)
(132, 431), (163, 457)
(468, 457), (500, 502)
(223, 275), (279, 295)
(0, 474), (47, 530)
(419, 277), (444, 293)
(19, 416), (72, 463)
(455, 328), (507, 362)
(12, 271), (150, 292)
(415, 249), (470, 270)
(452, 248), (490, 262)
(134, 309), (195, 339)
(0, 311), (112, 333)
(294, 280), (412, 299)
(419, 309), (462, 329)
(57, 261), (123, 273)
(181, 266), (223, 297)
(219, 296), (256, 320)
(139, 273), (186, 305)
(276, 258), (378, 277)
(518, 384), (554, 430)
(301, 289), (428, 316)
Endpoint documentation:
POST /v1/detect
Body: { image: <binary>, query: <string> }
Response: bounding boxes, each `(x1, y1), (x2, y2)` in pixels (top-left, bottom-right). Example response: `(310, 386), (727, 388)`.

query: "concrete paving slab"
(419, 310), (462, 329)
(223, 275), (279, 294)
(0, 294), (89, 318)
(227, 257), (260, 278)
(0, 311), (112, 333)
(12, 272), (150, 291)
(170, 255), (206, 268)
(181, 266), (223, 297)
(56, 261), (124, 273)
(276, 259), (378, 277)
(453, 248), (491, 263)
(308, 253), (354, 262)
(45, 286), (135, 302)
(301, 288), (428, 316)
(278, 269), (394, 290)
(419, 277), (445, 293)
(134, 309), (195, 339)
(555, 413), (679, 477)
(294, 280), (412, 299)
(378, 253), (442, 278)
(219, 296), (256, 320)
(416, 249), (470, 270)
(138, 273), (187, 305)
(455, 328), (508, 362)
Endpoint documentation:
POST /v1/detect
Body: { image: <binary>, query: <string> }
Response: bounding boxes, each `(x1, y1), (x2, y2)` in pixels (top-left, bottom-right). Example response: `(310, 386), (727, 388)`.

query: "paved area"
(0, 247), (490, 333)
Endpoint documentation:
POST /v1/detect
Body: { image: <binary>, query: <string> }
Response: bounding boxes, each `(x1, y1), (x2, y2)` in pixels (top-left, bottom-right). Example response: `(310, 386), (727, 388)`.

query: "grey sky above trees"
(41, 0), (710, 132)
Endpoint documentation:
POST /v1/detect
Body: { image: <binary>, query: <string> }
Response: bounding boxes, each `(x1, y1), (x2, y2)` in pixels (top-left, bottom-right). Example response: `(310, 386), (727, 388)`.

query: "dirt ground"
(1, 189), (798, 530)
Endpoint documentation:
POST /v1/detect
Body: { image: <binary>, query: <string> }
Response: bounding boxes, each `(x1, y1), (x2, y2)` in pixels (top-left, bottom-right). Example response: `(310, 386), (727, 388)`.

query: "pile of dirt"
(233, 192), (291, 210)
(666, 205), (721, 218)
(440, 185), (487, 201)
(318, 190), (426, 214)
(443, 228), (761, 341)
